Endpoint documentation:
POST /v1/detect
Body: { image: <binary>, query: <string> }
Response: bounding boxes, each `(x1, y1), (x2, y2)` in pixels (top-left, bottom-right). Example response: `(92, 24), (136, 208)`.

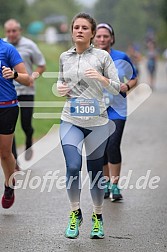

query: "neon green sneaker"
(65, 210), (83, 239)
(90, 213), (104, 239)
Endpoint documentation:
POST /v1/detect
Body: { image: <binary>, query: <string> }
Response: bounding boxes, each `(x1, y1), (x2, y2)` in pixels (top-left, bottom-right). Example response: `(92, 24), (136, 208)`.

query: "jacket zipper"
(77, 54), (81, 85)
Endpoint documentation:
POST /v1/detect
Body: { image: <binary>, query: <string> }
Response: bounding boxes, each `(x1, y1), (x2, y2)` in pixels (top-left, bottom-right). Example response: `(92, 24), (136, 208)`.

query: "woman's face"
(94, 28), (113, 51)
(72, 18), (94, 45)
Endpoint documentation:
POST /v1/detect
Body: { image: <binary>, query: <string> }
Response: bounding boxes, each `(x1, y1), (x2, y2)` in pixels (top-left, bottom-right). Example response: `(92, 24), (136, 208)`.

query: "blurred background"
(0, 0), (166, 49)
(0, 0), (167, 145)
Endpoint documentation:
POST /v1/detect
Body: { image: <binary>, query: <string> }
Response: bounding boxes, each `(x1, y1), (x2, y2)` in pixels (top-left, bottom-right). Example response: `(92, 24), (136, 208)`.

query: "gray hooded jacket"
(57, 45), (120, 127)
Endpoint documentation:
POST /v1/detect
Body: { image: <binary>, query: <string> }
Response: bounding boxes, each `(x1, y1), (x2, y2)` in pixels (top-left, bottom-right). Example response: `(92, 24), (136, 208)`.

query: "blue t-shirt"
(104, 49), (137, 120)
(0, 39), (23, 107)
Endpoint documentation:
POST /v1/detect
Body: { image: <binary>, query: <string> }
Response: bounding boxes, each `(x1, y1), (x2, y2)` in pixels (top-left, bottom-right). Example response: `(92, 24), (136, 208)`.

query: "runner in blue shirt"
(95, 23), (138, 201)
(0, 38), (31, 209)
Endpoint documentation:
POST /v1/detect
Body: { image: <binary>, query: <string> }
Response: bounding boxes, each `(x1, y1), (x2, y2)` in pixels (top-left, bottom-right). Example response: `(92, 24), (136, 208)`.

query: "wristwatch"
(13, 71), (18, 79)
(126, 83), (130, 91)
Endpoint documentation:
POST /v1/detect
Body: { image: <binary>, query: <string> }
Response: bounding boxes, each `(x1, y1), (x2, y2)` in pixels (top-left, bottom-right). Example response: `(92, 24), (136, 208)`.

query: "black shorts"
(104, 119), (126, 165)
(0, 106), (19, 135)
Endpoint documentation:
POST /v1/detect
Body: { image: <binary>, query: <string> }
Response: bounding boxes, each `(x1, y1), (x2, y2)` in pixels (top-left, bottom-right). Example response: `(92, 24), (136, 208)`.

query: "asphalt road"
(0, 60), (167, 252)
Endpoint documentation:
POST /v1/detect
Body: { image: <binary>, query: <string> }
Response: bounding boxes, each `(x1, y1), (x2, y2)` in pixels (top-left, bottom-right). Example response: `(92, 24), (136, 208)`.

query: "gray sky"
(76, 0), (97, 7)
(26, 0), (97, 7)
(27, 0), (97, 7)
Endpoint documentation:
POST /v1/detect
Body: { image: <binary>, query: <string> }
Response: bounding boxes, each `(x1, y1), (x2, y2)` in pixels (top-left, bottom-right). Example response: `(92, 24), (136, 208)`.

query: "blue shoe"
(90, 213), (104, 239)
(110, 184), (123, 202)
(65, 210), (83, 239)
(104, 181), (111, 199)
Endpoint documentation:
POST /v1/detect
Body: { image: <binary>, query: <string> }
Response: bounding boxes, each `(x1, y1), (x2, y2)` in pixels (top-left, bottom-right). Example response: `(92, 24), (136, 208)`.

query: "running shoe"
(104, 180), (111, 199)
(1, 179), (15, 209)
(90, 213), (104, 239)
(110, 184), (123, 202)
(65, 209), (83, 239)
(25, 147), (33, 161)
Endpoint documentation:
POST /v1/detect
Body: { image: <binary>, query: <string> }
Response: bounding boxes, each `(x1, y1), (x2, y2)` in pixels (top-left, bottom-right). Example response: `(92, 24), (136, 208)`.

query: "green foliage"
(160, 0), (167, 22)
(0, 25), (4, 38)
(0, 0), (81, 32)
(113, 0), (146, 49)
(94, 0), (119, 24)
(29, 0), (80, 22)
(94, 0), (166, 50)
(157, 21), (167, 50)
(0, 0), (30, 28)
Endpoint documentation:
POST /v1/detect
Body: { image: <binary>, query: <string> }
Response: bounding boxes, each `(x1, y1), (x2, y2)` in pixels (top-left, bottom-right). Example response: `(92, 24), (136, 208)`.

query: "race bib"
(70, 98), (100, 116)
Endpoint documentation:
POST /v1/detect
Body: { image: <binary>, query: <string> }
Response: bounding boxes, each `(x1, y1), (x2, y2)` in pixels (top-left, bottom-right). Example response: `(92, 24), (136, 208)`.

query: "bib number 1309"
(70, 98), (100, 116)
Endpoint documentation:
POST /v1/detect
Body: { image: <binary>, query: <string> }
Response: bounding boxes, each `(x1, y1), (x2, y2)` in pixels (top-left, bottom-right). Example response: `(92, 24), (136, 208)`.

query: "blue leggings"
(60, 120), (110, 213)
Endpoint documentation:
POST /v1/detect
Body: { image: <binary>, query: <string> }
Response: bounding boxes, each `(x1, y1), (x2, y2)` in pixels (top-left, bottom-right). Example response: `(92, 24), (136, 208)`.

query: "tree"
(161, 0), (167, 22)
(94, 0), (166, 50)
(0, 0), (29, 28)
(29, 0), (80, 22)
(158, 0), (167, 48)
(94, 0), (119, 24)
(0, 0), (81, 38)
(94, 0), (147, 49)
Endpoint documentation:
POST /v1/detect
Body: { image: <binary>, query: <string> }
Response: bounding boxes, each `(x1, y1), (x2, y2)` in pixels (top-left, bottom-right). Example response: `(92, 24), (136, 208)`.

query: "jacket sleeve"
(57, 54), (65, 87)
(103, 53), (120, 95)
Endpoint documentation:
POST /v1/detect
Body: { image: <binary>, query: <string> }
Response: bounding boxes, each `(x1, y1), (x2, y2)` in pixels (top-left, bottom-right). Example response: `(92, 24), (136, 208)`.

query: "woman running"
(57, 13), (120, 239)
(95, 23), (137, 201)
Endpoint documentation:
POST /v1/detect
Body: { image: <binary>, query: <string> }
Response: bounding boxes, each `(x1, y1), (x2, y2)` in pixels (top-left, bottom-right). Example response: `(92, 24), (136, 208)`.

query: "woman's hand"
(84, 69), (103, 82)
(57, 82), (71, 96)
(85, 68), (110, 87)
(120, 83), (129, 93)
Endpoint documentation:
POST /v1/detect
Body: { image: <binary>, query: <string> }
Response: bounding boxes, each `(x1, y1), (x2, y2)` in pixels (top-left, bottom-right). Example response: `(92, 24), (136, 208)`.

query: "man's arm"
(2, 63), (31, 86)
(32, 65), (46, 80)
